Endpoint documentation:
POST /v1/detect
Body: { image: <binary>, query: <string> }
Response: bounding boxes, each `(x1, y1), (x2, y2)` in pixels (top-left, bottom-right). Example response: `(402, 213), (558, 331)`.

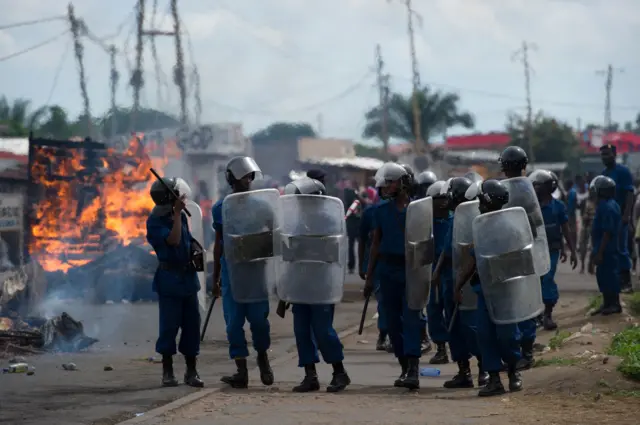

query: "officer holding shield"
(364, 162), (428, 390)
(212, 156), (275, 389)
(278, 178), (351, 393)
(415, 170), (437, 199)
(146, 178), (204, 388)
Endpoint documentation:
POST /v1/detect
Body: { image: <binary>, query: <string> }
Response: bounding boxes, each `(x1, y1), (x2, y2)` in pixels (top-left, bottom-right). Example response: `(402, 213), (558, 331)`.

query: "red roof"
(445, 133), (510, 150)
(581, 132), (640, 154)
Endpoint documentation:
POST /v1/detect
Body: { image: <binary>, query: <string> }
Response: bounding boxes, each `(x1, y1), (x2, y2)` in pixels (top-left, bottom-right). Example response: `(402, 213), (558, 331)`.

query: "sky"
(1, 0), (639, 145)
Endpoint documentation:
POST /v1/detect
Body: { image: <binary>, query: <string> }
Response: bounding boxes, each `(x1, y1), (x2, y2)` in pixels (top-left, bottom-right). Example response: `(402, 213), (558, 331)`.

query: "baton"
(447, 302), (459, 333)
(200, 296), (217, 342)
(150, 167), (191, 217)
(358, 293), (371, 335)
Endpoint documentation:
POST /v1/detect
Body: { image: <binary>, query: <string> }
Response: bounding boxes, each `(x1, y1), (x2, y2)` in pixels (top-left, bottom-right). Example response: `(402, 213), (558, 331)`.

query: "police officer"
(588, 176), (623, 315)
(364, 163), (423, 390)
(212, 156), (274, 389)
(454, 179), (523, 397)
(146, 178), (204, 388)
(600, 144), (635, 293)
(359, 184), (390, 352)
(530, 170), (577, 330)
(282, 178), (351, 393)
(415, 170), (437, 199)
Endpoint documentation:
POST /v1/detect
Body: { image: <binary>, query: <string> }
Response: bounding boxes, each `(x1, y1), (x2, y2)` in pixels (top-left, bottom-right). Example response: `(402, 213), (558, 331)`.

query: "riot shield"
(502, 177), (550, 276)
(405, 197), (434, 310)
(472, 207), (544, 324)
(222, 189), (281, 303)
(452, 200), (480, 311)
(186, 200), (208, 314)
(276, 195), (346, 304)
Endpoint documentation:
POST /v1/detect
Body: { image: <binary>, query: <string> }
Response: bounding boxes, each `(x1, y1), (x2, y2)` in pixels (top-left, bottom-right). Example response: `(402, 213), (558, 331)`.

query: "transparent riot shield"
(453, 200), (480, 311)
(472, 207), (544, 324)
(405, 197), (434, 310)
(276, 195), (346, 304)
(222, 189), (281, 303)
(186, 200), (208, 315)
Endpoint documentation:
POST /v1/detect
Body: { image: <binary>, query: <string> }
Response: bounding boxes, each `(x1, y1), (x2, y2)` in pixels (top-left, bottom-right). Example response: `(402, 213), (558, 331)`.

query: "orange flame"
(29, 135), (181, 272)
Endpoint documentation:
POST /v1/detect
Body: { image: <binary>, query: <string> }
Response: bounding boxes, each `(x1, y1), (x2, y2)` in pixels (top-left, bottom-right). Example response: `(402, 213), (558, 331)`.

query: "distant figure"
(0, 236), (14, 272)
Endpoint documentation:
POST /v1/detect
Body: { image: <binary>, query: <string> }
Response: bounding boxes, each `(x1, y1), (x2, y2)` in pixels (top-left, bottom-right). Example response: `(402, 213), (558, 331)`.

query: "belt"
(158, 262), (194, 272)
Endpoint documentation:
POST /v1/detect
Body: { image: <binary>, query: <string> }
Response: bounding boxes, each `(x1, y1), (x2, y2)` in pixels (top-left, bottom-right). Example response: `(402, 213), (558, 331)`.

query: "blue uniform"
(373, 201), (422, 359)
(592, 199), (622, 295)
(212, 199), (271, 360)
(539, 198), (568, 305)
(602, 164), (634, 271)
(360, 202), (387, 334)
(442, 223), (481, 363)
(146, 212), (201, 357)
(427, 215), (453, 344)
(292, 304), (344, 367)
(471, 249), (521, 373)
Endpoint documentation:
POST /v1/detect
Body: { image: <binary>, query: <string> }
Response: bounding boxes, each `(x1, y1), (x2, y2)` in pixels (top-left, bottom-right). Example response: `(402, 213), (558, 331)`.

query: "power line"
(0, 30), (68, 62)
(45, 42), (72, 106)
(0, 16), (66, 31)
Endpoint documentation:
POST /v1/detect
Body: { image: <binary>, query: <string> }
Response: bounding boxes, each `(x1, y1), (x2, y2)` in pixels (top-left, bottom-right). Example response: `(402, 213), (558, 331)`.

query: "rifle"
(149, 168), (191, 217)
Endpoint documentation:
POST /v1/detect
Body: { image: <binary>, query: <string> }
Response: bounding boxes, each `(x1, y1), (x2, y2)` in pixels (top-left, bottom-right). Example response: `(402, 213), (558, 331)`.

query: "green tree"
(29, 105), (78, 139)
(250, 122), (316, 144)
(362, 86), (474, 151)
(0, 96), (36, 136)
(99, 107), (181, 138)
(507, 112), (580, 163)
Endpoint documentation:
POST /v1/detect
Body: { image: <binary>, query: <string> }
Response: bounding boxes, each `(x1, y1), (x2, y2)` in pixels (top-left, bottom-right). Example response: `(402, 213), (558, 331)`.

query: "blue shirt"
(540, 198), (568, 250)
(373, 200), (406, 256)
(433, 214), (454, 281)
(602, 164), (634, 211)
(146, 212), (200, 297)
(468, 247), (482, 294)
(359, 202), (385, 273)
(591, 198), (621, 258)
(567, 188), (577, 218)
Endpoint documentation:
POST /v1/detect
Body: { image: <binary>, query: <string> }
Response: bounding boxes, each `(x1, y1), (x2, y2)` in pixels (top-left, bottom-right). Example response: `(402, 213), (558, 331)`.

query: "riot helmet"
(284, 178), (326, 195)
(399, 163), (416, 197)
(441, 176), (473, 210)
(589, 175), (616, 199)
(416, 170), (437, 198)
(528, 169), (557, 196)
(225, 156), (262, 189)
(499, 146), (528, 174)
(374, 162), (410, 200)
(426, 180), (446, 198)
(463, 171), (484, 184)
(476, 179), (510, 213)
(150, 177), (191, 205)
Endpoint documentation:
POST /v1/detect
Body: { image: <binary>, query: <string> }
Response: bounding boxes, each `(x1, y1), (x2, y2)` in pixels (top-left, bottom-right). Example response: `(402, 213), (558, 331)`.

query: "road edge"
(115, 317), (376, 425)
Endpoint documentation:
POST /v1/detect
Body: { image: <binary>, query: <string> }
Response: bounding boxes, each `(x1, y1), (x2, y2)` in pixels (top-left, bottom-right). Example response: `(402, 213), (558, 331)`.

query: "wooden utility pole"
(130, 0), (146, 131)
(512, 41), (536, 165)
(375, 44), (390, 159)
(170, 0), (188, 125)
(108, 45), (119, 136)
(596, 64), (623, 132)
(68, 3), (92, 135)
(403, 0), (423, 155)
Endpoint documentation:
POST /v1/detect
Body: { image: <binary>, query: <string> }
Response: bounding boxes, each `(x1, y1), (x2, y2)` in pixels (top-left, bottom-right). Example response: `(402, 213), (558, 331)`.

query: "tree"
(362, 86), (474, 147)
(99, 107), (181, 138)
(507, 112), (580, 163)
(0, 96), (36, 136)
(250, 122), (316, 144)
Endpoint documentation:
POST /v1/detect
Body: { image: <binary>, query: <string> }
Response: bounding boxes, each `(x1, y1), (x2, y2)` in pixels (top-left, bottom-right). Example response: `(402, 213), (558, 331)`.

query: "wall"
(297, 138), (355, 161)
(252, 139), (299, 181)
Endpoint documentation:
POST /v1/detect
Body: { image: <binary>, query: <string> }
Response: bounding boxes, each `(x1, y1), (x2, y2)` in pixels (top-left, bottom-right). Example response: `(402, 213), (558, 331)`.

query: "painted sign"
(0, 193), (22, 231)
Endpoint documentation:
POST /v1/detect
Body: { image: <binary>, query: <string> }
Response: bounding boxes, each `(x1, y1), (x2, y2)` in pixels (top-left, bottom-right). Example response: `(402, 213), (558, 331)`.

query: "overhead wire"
(0, 16), (66, 31)
(0, 30), (69, 62)
(44, 42), (73, 106)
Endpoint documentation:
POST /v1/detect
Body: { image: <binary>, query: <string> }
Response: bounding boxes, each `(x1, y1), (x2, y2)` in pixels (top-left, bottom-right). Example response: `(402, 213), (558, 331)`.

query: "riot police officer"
(146, 177), (204, 388)
(415, 171), (438, 204)
(499, 146), (528, 179)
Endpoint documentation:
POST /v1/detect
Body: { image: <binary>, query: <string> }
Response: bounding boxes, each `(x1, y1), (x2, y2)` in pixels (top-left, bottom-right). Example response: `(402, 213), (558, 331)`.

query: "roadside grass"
(626, 292), (640, 316)
(533, 357), (580, 368)
(588, 294), (603, 311)
(608, 326), (640, 381)
(548, 330), (572, 350)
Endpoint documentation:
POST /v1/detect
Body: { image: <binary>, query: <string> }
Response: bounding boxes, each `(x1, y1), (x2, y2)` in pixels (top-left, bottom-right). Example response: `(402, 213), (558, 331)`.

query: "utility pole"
(170, 0), (188, 125)
(150, 0), (164, 115)
(316, 113), (323, 137)
(512, 41), (537, 165)
(130, 0), (146, 132)
(68, 3), (92, 136)
(402, 0), (423, 155)
(108, 45), (119, 137)
(192, 66), (202, 126)
(375, 44), (390, 159)
(596, 64), (623, 132)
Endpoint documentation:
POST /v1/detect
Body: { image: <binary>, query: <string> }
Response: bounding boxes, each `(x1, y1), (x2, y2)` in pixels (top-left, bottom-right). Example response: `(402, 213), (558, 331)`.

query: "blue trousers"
(378, 262), (423, 358)
(427, 273), (449, 343)
(375, 287), (388, 333)
(292, 304), (344, 367)
(156, 293), (201, 357)
(618, 222), (632, 271)
(541, 249), (560, 305)
(221, 269), (271, 359)
(444, 282), (480, 362)
(596, 255), (620, 295)
(476, 291), (521, 372)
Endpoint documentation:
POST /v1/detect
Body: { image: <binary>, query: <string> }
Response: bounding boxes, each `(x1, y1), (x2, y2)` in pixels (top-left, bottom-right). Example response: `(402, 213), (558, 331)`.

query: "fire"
(0, 317), (13, 331)
(29, 135), (181, 272)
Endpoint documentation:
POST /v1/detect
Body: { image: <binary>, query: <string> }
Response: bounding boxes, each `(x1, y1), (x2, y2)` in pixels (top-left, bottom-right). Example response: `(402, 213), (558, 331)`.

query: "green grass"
(533, 357), (580, 368)
(548, 329), (572, 350)
(588, 294), (603, 311)
(626, 293), (640, 316)
(608, 326), (640, 381)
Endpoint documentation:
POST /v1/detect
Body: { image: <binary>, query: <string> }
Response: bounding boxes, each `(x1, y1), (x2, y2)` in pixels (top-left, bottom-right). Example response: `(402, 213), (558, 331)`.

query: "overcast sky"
(1, 0), (639, 144)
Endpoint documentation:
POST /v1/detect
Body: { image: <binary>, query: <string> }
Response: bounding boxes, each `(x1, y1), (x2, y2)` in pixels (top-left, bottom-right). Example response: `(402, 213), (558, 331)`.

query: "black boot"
(507, 363), (523, 392)
(184, 356), (204, 388)
(443, 360), (473, 388)
(257, 351), (274, 386)
(394, 357), (408, 387)
(292, 364), (320, 392)
(620, 270), (633, 294)
(420, 328), (432, 354)
(220, 358), (249, 388)
(602, 292), (623, 315)
(516, 339), (535, 371)
(477, 372), (505, 397)
(428, 343), (449, 364)
(161, 355), (179, 387)
(402, 357), (420, 390)
(477, 359), (489, 387)
(326, 362), (351, 393)
(542, 304), (558, 331)
(591, 293), (607, 316)
(376, 332), (388, 351)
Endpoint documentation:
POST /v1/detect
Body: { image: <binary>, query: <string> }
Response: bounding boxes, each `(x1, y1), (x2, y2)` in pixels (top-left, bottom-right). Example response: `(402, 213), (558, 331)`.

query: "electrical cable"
(0, 30), (69, 62)
(0, 16), (65, 31)
(44, 42), (72, 106)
